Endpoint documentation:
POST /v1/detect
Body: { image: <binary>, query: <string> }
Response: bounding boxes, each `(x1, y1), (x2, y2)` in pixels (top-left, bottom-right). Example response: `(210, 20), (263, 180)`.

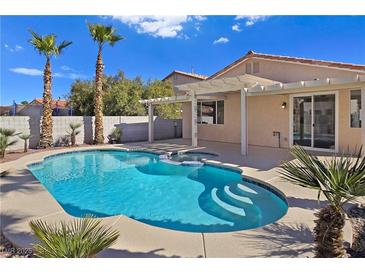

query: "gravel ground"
(0, 232), (33, 258)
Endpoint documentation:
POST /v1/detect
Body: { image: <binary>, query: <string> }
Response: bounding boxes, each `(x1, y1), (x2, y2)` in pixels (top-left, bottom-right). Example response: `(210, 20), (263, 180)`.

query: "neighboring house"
(143, 50), (365, 154)
(163, 70), (208, 87)
(0, 98), (72, 117)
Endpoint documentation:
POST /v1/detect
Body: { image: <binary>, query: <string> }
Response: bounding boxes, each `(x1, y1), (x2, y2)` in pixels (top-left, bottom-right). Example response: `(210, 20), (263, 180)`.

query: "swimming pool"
(28, 150), (288, 233)
(170, 151), (218, 162)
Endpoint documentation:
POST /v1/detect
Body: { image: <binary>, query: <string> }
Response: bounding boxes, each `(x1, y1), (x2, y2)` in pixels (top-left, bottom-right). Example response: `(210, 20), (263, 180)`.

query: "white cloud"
(112, 16), (189, 38)
(111, 15), (207, 38)
(9, 67), (43, 76)
(213, 37), (229, 45)
(192, 16), (207, 21)
(9, 67), (87, 79)
(234, 16), (270, 27)
(60, 65), (71, 71)
(4, 44), (24, 52)
(232, 24), (242, 32)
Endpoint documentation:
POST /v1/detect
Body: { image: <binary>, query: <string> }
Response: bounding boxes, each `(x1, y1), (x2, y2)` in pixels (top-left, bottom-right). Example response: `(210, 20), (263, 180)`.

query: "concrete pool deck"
(0, 139), (354, 257)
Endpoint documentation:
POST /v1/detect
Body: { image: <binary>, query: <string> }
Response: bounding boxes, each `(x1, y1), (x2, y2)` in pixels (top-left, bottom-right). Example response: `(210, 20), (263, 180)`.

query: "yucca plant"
(0, 128), (18, 158)
(19, 133), (31, 153)
(67, 122), (82, 146)
(29, 217), (119, 258)
(280, 146), (365, 258)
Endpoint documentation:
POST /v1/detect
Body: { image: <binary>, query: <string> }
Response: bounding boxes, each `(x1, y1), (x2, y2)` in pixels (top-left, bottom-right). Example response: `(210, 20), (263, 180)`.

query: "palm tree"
(29, 30), (72, 148)
(67, 122), (82, 146)
(19, 133), (31, 153)
(87, 23), (123, 144)
(30, 217), (119, 258)
(280, 146), (365, 258)
(0, 128), (18, 158)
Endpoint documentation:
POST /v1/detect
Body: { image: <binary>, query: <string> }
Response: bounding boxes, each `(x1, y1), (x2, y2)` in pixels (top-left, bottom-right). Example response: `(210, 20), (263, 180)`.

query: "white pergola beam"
(148, 103), (154, 143)
(240, 89), (248, 156)
(191, 91), (198, 147)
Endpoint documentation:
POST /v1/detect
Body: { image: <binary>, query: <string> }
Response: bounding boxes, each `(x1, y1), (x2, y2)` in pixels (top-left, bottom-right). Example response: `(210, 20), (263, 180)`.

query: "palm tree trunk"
(314, 205), (346, 258)
(39, 57), (53, 148)
(24, 139), (28, 152)
(94, 46), (104, 144)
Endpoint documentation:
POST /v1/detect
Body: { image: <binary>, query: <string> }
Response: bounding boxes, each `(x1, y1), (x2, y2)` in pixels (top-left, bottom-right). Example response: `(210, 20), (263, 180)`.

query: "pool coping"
(0, 144), (354, 257)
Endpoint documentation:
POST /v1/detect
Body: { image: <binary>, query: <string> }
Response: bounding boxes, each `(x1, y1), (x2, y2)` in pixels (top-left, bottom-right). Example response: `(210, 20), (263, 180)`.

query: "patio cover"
(175, 74), (280, 95)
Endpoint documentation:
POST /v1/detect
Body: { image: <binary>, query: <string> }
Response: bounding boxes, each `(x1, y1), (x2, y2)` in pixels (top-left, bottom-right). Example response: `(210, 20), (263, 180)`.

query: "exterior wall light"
(281, 102), (287, 109)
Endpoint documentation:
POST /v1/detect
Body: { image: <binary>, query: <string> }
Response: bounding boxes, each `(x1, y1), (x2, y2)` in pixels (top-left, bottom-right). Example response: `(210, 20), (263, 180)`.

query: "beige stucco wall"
(182, 93), (241, 143)
(247, 94), (290, 148)
(338, 89), (362, 152)
(182, 92), (289, 147)
(215, 58), (364, 83)
(182, 89), (362, 151)
(182, 102), (192, 139)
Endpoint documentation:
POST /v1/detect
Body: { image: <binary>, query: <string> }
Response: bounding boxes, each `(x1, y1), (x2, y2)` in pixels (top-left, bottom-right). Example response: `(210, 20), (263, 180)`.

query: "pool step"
(237, 183), (258, 195)
(211, 188), (246, 217)
(224, 186), (253, 205)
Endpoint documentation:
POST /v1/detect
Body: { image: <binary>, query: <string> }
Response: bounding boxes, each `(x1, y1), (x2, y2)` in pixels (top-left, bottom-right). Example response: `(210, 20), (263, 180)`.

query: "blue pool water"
(28, 150), (288, 233)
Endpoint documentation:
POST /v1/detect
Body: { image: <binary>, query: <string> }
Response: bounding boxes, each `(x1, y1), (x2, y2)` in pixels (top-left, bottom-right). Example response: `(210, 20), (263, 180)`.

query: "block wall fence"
(0, 116), (182, 150)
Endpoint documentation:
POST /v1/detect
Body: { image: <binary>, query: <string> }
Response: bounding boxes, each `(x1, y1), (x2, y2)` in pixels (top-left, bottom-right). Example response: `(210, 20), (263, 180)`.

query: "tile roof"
(32, 98), (69, 108)
(208, 50), (365, 79)
(163, 70), (208, 81)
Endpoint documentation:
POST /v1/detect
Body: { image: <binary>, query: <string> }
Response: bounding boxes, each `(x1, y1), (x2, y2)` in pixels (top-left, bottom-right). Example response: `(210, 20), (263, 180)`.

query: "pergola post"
(148, 103), (154, 143)
(240, 89), (248, 155)
(191, 91), (198, 147)
(361, 87), (365, 150)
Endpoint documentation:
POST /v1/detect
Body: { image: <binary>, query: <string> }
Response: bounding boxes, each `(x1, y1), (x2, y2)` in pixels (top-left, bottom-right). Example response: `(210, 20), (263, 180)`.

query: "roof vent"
(247, 50), (254, 55)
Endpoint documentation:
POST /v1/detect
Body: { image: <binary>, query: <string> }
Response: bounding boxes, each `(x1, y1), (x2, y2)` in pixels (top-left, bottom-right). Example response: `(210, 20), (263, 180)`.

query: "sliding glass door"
(293, 96), (312, 147)
(292, 92), (336, 151)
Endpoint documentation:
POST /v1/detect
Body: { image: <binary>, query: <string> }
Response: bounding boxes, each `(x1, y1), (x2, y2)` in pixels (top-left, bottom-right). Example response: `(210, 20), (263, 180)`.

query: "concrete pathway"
(0, 140), (353, 257)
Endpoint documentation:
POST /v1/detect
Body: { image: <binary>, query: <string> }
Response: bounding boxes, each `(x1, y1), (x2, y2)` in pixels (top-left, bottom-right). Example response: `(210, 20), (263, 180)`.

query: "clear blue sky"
(1, 15), (365, 105)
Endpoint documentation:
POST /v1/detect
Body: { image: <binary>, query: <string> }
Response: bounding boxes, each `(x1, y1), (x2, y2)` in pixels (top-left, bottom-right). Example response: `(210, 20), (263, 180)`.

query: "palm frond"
(19, 133), (31, 140)
(280, 145), (365, 209)
(69, 122), (82, 130)
(87, 23), (123, 47)
(28, 29), (71, 57)
(56, 40), (72, 55)
(30, 216), (119, 258)
(0, 128), (17, 137)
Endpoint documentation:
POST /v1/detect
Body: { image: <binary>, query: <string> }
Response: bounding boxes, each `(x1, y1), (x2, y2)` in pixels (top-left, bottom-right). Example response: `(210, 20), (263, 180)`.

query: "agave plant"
(67, 122), (82, 146)
(19, 133), (31, 153)
(0, 128), (18, 158)
(29, 217), (119, 258)
(280, 146), (365, 258)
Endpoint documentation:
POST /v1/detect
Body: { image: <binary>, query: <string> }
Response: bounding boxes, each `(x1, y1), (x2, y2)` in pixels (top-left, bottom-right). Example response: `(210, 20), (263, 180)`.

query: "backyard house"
(143, 50), (365, 154)
(162, 70), (208, 86)
(0, 98), (72, 117)
(19, 98), (72, 117)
